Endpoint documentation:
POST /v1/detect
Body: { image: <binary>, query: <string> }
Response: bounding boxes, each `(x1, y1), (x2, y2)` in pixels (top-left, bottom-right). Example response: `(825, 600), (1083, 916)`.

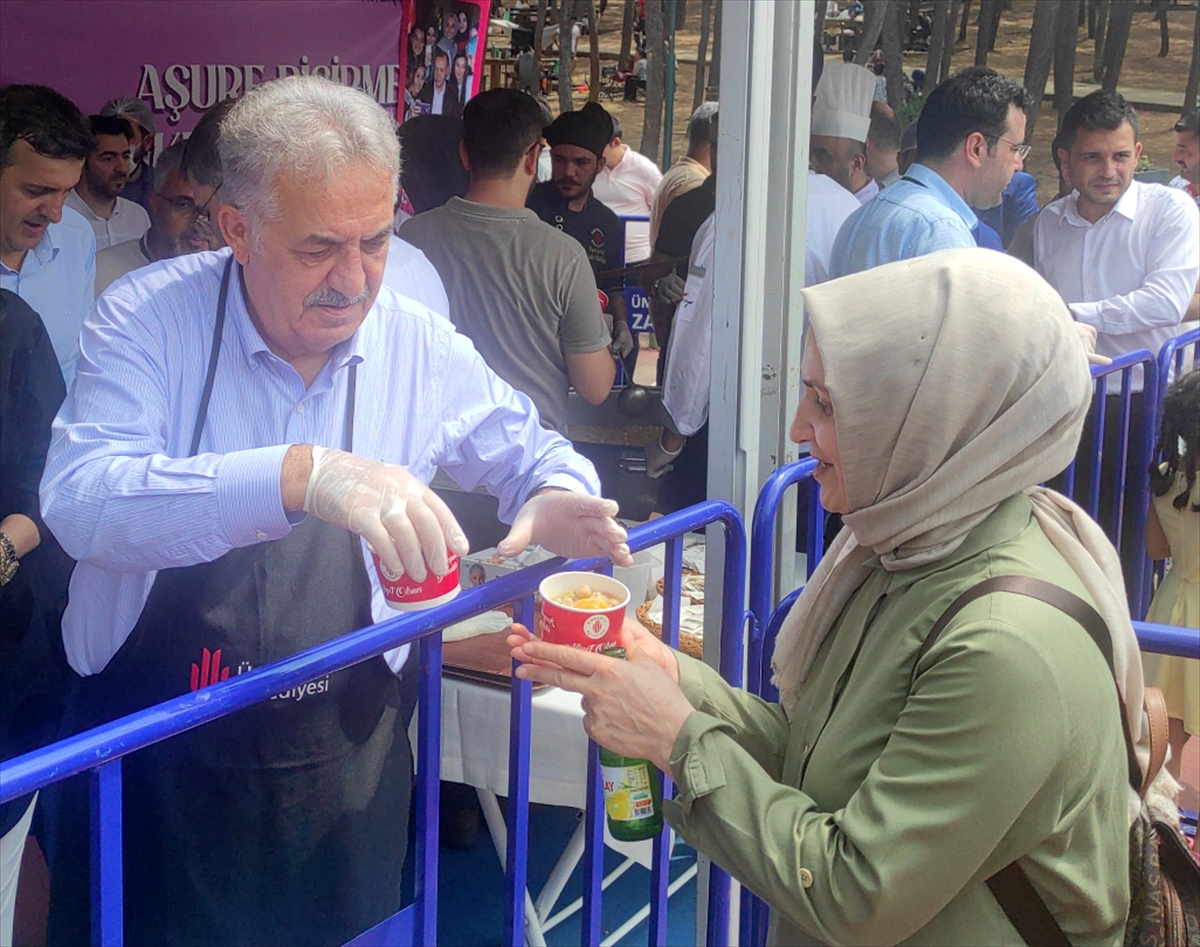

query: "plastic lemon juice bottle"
(598, 648), (664, 842)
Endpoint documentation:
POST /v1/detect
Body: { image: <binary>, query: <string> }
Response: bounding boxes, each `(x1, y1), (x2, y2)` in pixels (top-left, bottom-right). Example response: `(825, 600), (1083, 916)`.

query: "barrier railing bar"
(415, 632), (442, 946)
(90, 760), (122, 947)
(505, 594), (535, 947)
(581, 738), (605, 947)
(1135, 621), (1200, 659)
(1087, 384), (1106, 518)
(649, 536), (684, 946)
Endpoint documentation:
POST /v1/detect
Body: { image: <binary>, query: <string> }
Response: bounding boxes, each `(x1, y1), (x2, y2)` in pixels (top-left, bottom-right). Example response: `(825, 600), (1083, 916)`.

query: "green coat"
(665, 495), (1129, 946)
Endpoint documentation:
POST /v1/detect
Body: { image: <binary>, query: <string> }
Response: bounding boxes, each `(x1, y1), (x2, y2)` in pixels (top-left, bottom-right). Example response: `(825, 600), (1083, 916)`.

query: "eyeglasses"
(165, 181), (223, 221)
(986, 135), (1031, 160)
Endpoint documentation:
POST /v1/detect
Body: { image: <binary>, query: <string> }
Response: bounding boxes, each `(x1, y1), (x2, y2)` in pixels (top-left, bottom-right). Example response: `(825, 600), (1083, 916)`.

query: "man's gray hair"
(219, 75), (400, 232)
(152, 140), (185, 193)
(687, 102), (718, 147)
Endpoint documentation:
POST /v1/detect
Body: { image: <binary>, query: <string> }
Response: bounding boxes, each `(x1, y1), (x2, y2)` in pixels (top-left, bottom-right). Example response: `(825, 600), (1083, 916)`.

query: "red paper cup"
(538, 572), (630, 653)
(597, 289), (609, 310)
(372, 550), (461, 611)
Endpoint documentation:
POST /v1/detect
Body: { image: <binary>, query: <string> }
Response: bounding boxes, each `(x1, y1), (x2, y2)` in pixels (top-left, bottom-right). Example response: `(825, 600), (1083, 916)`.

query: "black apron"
(70, 259), (411, 946)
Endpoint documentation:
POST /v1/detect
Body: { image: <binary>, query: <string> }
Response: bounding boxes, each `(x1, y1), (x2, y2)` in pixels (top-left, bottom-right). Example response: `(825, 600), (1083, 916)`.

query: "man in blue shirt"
(0, 85), (97, 388)
(42, 75), (632, 946)
(830, 67), (1029, 278)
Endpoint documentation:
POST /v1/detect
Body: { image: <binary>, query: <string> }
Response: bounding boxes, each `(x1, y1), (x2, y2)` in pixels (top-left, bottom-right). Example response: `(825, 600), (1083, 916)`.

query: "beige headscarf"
(771, 249), (1148, 820)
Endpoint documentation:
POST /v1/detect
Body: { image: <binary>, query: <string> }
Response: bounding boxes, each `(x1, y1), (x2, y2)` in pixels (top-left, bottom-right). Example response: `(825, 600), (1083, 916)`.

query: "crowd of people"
(0, 42), (1198, 947)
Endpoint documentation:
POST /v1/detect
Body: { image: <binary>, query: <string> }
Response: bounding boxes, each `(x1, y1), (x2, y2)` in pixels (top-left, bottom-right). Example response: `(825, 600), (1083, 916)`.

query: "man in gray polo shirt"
(401, 89), (615, 436)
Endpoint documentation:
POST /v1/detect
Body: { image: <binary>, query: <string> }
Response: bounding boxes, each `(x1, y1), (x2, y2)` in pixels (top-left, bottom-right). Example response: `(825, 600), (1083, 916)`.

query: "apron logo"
(190, 647), (231, 691)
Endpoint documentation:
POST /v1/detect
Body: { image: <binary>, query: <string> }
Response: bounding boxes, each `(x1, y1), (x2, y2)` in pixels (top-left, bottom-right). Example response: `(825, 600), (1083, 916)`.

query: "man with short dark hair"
(100, 95), (157, 211)
(402, 89), (615, 436)
(95, 141), (211, 293)
(529, 104), (634, 367)
(1169, 110), (1198, 205)
(1033, 91), (1197, 367)
(831, 66), (1029, 277)
(65, 114), (150, 250)
(419, 48), (460, 117)
(649, 102), (716, 248)
(864, 101), (901, 188)
(0, 84), (97, 386)
(180, 98), (237, 252)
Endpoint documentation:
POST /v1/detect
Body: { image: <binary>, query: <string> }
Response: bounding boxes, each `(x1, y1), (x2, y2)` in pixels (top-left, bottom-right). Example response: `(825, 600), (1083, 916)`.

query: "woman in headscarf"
(509, 249), (1144, 945)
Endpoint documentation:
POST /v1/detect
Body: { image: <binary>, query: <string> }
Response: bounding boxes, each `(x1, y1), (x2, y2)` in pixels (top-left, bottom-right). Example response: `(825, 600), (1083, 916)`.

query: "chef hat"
(544, 103), (614, 160)
(811, 62), (875, 142)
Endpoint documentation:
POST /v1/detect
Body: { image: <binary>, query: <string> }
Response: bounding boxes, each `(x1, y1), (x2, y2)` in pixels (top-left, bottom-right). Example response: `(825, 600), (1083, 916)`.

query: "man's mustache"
(304, 287), (371, 308)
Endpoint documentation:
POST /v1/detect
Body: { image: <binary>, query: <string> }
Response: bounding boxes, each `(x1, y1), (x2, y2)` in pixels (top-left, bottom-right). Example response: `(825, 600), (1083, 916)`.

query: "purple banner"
(0, 0), (403, 147)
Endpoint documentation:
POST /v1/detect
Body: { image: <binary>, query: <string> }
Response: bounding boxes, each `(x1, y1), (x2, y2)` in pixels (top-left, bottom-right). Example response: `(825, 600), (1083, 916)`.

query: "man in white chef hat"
(809, 62), (880, 205)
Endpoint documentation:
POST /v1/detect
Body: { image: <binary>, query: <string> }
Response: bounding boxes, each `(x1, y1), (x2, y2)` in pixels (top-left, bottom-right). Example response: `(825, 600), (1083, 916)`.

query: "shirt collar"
(226, 258), (366, 375)
(1063, 180), (1140, 226)
(873, 493), (1035, 595)
(0, 222), (60, 276)
(905, 163), (978, 230)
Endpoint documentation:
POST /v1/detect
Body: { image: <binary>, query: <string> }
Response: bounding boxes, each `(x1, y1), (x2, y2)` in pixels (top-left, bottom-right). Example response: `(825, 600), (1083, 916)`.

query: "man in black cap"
(529, 103), (633, 372)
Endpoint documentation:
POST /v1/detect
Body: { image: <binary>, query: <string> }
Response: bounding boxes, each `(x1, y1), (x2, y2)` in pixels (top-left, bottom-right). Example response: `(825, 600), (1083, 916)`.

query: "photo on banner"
(399, 0), (490, 123)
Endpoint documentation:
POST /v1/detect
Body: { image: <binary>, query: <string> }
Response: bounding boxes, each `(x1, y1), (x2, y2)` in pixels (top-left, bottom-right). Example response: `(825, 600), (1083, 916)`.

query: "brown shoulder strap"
(1143, 686), (1170, 795)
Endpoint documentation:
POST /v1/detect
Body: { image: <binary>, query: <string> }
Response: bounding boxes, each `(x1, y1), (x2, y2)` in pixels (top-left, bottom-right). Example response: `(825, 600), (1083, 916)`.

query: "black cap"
(544, 102), (614, 160)
(1176, 111), (1199, 136)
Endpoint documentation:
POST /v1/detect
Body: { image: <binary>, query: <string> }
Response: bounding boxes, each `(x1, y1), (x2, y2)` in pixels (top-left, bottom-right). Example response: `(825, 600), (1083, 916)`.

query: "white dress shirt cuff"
(216, 444), (296, 547)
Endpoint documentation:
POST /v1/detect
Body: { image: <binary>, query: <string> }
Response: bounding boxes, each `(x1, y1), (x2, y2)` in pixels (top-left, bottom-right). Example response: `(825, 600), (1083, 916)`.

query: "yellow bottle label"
(601, 763), (656, 822)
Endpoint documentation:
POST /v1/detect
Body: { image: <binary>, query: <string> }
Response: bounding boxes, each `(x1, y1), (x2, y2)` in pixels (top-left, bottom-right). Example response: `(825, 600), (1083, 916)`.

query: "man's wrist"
(281, 444), (314, 512)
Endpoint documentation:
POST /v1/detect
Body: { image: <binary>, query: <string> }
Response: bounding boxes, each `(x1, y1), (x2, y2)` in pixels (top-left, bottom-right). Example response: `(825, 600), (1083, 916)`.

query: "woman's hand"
(506, 623), (693, 772)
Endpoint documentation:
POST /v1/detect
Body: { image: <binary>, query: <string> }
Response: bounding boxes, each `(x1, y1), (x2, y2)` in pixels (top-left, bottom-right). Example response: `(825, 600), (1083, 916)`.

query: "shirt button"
(296, 404), (305, 414)
(799, 867), (814, 889)
(256, 530), (269, 541)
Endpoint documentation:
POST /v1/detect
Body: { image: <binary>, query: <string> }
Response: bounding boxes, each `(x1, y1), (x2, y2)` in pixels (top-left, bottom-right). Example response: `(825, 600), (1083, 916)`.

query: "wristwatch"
(0, 531), (18, 587)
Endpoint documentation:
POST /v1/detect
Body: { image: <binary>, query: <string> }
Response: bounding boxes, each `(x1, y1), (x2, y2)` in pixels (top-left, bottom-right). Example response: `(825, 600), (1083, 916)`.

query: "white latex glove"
(654, 272), (686, 306)
(1074, 322), (1112, 366)
(645, 433), (683, 479)
(610, 321), (635, 359)
(303, 446), (468, 581)
(497, 491), (633, 566)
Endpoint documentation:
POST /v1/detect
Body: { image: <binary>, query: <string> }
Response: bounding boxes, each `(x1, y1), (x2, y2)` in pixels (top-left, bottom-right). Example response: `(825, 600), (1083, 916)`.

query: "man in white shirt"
(1169, 111), (1198, 206)
(64, 114), (150, 250)
(594, 114), (663, 263)
(809, 62), (880, 206)
(1032, 91), (1198, 376)
(95, 142), (211, 294)
(1033, 91), (1199, 584)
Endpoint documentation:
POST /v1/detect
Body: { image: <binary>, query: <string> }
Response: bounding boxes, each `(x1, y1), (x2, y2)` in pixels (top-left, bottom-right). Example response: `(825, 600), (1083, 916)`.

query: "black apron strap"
(189, 256), (234, 456)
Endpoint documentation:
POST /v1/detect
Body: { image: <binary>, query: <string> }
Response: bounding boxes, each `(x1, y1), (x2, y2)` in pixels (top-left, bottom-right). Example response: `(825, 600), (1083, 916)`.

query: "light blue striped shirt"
(41, 248), (599, 675)
(830, 163), (977, 279)
(0, 206), (96, 388)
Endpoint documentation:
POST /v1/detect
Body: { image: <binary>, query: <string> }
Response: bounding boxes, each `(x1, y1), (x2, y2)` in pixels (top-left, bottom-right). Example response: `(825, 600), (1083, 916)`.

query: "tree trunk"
(1100, 0), (1134, 91)
(854, 0), (891, 65)
(1053, 0), (1079, 129)
(619, 0), (634, 68)
(640, 0), (665, 159)
(708, 0), (720, 91)
(586, 0), (601, 101)
(1184, 15), (1199, 114)
(558, 0), (576, 112)
(536, 0), (551, 60)
(693, 0), (712, 111)
(958, 0), (972, 42)
(974, 0), (1002, 66)
(1151, 0), (1169, 57)
(925, 0), (951, 80)
(882, 0), (907, 112)
(675, 0), (688, 30)
(1092, 0), (1110, 83)
(940, 0), (962, 83)
(1022, 0), (1059, 138)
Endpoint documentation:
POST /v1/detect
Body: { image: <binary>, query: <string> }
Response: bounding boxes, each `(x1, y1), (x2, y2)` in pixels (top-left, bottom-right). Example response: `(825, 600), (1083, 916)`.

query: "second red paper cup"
(372, 550), (461, 611)
(539, 572), (630, 653)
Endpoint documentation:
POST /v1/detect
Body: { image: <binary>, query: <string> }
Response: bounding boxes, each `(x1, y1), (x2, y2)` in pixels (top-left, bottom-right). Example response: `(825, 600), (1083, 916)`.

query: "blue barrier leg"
(581, 741), (604, 946)
(416, 633), (442, 946)
(506, 595), (535, 947)
(90, 760), (123, 947)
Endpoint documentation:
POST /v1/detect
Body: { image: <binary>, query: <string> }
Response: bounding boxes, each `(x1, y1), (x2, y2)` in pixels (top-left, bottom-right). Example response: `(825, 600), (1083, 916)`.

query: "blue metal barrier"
(1156, 327), (1199, 396)
(0, 501), (747, 947)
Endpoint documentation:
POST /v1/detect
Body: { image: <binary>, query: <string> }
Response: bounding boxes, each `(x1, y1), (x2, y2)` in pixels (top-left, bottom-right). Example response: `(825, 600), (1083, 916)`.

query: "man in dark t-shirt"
(528, 104), (634, 373)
